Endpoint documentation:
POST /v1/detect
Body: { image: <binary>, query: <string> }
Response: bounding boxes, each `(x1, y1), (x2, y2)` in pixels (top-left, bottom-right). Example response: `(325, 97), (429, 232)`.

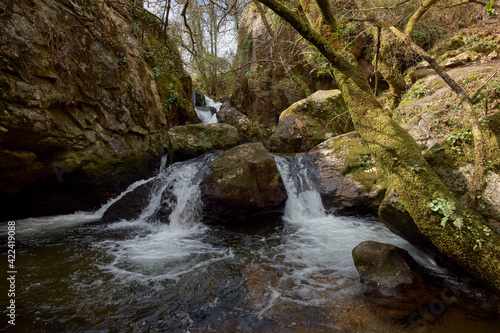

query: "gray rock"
(269, 90), (353, 153)
(306, 132), (387, 215)
(352, 241), (421, 289)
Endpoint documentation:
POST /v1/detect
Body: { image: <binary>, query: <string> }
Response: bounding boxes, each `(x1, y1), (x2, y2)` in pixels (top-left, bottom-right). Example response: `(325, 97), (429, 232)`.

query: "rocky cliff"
(230, 3), (338, 128)
(230, 3), (369, 128)
(0, 0), (196, 219)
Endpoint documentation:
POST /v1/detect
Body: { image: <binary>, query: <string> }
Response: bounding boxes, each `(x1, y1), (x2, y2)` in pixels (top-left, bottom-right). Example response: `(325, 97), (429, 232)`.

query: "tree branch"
(181, 0), (197, 57)
(257, 0), (339, 65)
(405, 0), (440, 37)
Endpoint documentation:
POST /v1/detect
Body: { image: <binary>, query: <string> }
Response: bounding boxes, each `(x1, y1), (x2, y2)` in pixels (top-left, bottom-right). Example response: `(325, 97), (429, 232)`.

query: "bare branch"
(181, 0), (197, 57)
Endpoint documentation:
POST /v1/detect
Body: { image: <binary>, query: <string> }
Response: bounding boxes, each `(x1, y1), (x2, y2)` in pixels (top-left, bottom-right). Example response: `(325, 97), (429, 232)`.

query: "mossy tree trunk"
(257, 0), (500, 293)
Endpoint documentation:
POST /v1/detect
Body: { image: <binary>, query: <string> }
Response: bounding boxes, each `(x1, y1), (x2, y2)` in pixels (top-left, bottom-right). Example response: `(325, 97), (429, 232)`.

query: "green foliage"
(486, 2), (496, 16)
(446, 130), (472, 155)
(410, 164), (426, 172)
(427, 198), (463, 229)
(357, 154), (373, 170)
(479, 115), (492, 127)
(113, 52), (128, 68)
(302, 45), (333, 77)
(266, 125), (276, 133)
(163, 83), (180, 114)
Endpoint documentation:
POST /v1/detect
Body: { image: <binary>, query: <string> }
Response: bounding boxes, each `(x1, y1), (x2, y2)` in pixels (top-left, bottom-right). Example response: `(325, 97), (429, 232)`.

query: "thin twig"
(471, 71), (498, 103)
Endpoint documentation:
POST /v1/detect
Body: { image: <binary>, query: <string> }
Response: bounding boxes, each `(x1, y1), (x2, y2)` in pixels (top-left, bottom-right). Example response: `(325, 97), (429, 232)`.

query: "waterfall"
(194, 95), (222, 124)
(274, 155), (326, 221)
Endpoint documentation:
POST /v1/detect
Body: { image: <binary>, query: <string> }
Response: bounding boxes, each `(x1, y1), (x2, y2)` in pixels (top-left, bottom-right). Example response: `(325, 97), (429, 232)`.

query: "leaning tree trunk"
(257, 0), (500, 293)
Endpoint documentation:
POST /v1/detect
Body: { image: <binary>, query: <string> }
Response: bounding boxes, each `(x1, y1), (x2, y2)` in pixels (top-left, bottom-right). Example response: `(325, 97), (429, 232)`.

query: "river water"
(1, 154), (499, 332)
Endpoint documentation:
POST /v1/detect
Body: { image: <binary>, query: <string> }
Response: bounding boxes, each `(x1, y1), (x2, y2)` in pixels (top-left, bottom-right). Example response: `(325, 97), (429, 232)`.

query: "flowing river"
(1, 154), (499, 332)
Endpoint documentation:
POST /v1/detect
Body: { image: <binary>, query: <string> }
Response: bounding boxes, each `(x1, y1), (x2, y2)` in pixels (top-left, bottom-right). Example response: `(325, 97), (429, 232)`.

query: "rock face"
(0, 0), (195, 219)
(167, 123), (239, 162)
(269, 90), (353, 153)
(200, 143), (287, 224)
(306, 132), (387, 215)
(352, 241), (421, 289)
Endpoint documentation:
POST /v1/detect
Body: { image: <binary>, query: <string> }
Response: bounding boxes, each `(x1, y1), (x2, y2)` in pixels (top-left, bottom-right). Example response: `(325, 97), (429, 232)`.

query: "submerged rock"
(200, 142), (286, 224)
(269, 90), (354, 153)
(167, 123), (239, 162)
(352, 241), (422, 290)
(306, 132), (387, 215)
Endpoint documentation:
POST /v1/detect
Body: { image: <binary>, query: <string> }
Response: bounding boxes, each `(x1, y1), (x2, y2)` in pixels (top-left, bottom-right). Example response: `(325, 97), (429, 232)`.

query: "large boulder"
(352, 241), (422, 290)
(167, 123), (239, 162)
(306, 132), (387, 215)
(217, 104), (264, 143)
(0, 0), (195, 219)
(200, 142), (287, 224)
(269, 90), (354, 153)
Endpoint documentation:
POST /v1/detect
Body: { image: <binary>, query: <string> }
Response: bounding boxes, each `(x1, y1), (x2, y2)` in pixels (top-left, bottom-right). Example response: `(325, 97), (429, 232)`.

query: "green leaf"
(486, 2), (494, 10)
(453, 217), (463, 229)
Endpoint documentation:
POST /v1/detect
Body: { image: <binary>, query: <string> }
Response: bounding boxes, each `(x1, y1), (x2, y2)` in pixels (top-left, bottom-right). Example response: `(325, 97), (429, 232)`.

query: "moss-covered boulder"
(167, 123), (239, 162)
(269, 90), (354, 153)
(200, 142), (286, 224)
(306, 132), (387, 215)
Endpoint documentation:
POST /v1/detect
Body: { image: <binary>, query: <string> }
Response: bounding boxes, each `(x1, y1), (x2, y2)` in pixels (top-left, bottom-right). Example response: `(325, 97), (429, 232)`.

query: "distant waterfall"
(194, 94), (222, 124)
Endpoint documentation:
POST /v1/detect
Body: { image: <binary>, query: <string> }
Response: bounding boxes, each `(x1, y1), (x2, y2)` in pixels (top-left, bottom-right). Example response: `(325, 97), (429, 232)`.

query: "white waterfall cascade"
(194, 95), (222, 124)
(273, 154), (443, 281)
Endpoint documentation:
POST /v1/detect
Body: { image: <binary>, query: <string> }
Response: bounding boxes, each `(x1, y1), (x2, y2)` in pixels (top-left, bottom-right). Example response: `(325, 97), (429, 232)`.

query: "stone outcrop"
(0, 0), (195, 219)
(269, 90), (354, 153)
(200, 143), (287, 224)
(167, 123), (239, 162)
(101, 180), (173, 223)
(306, 132), (387, 215)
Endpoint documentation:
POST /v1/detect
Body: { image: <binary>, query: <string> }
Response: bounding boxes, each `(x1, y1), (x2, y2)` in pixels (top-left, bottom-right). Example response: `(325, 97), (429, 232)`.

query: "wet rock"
(101, 180), (173, 222)
(269, 90), (353, 153)
(352, 241), (421, 290)
(200, 142), (287, 224)
(193, 91), (206, 107)
(167, 123), (239, 162)
(306, 132), (387, 215)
